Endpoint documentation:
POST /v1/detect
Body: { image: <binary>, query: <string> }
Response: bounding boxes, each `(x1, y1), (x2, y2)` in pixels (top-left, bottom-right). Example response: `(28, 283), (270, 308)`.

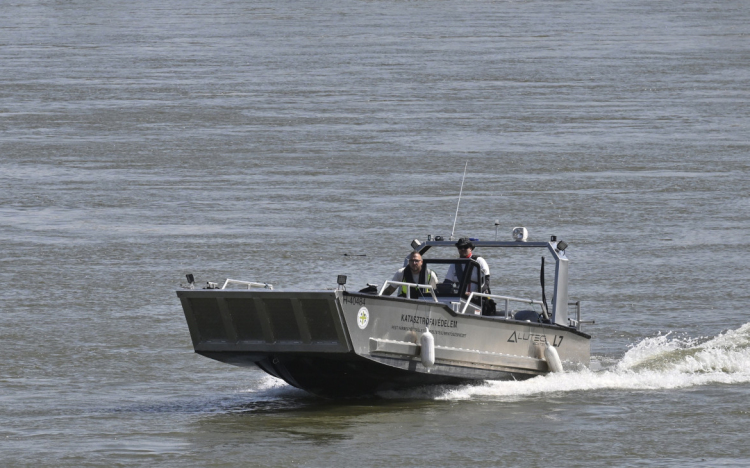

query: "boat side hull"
(177, 289), (590, 397)
(338, 293), (590, 375)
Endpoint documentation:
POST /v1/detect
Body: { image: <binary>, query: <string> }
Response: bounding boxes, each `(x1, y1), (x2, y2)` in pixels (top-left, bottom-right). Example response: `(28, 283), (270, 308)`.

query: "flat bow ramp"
(177, 289), (590, 397)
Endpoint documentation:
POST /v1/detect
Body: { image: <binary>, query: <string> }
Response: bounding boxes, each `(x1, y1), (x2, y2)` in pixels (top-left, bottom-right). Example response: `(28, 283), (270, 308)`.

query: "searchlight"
(512, 227), (528, 242)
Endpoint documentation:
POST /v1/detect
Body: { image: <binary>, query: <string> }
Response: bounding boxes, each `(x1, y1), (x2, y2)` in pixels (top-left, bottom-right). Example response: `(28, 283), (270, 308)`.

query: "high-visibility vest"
(399, 267), (435, 298)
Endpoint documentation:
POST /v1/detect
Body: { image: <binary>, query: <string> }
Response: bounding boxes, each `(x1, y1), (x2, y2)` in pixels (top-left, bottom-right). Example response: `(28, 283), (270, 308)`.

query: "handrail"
(567, 300), (593, 331)
(567, 301), (580, 328)
(378, 281), (438, 302)
(221, 279), (274, 290)
(461, 292), (543, 317)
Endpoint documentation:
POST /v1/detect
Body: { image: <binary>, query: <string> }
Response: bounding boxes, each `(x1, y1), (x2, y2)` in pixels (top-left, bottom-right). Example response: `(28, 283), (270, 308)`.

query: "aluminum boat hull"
(177, 289), (590, 397)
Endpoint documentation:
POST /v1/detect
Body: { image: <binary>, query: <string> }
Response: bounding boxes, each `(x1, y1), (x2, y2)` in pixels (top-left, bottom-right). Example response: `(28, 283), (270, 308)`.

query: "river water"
(2, 0), (749, 466)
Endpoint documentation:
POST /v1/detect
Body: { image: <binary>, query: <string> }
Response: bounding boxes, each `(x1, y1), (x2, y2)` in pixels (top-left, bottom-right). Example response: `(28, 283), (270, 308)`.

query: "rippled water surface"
(2, 0), (749, 466)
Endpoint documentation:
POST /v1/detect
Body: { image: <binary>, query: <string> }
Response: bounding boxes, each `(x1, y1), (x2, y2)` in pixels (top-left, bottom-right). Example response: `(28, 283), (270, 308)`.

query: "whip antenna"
(450, 161), (468, 241)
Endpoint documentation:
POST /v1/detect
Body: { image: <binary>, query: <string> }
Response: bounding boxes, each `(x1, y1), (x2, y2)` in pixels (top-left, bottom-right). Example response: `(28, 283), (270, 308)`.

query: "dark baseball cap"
(455, 238), (474, 249)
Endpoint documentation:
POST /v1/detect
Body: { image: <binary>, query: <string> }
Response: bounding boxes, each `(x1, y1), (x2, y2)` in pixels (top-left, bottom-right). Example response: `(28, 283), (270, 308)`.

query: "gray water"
(2, 0), (749, 466)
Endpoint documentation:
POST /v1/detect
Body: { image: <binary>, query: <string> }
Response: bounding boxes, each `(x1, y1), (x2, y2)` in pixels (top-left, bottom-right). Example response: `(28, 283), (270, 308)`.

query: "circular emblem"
(357, 307), (369, 329)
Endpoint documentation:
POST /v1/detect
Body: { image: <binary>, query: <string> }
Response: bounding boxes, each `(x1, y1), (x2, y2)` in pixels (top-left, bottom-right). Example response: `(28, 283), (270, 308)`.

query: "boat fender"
(420, 329), (435, 368)
(544, 342), (564, 373)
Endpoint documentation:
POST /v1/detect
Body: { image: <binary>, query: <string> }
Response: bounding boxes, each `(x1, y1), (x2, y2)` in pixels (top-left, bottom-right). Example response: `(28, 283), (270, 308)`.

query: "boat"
(176, 228), (591, 398)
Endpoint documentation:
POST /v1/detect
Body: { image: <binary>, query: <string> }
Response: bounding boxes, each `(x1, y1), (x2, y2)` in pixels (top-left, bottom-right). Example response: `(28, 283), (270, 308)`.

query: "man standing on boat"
(445, 238), (491, 296)
(383, 252), (438, 298)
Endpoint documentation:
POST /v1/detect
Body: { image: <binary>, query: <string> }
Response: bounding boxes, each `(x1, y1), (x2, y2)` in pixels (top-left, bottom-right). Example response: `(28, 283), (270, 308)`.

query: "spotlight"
(512, 227), (528, 242)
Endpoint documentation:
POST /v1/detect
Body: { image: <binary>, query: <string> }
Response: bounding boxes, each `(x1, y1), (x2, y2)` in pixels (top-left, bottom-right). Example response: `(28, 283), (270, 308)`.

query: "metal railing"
(462, 292), (544, 317)
(567, 300), (594, 331)
(567, 301), (580, 328)
(378, 281), (438, 302)
(221, 279), (274, 290)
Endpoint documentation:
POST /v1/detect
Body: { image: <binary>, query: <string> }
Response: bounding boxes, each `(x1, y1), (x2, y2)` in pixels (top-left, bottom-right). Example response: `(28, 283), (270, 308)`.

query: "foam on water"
(253, 374), (296, 392)
(240, 374), (311, 400)
(380, 322), (750, 401)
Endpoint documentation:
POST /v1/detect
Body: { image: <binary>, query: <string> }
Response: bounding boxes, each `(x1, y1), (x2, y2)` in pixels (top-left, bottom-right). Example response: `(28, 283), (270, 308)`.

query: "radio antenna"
(450, 161), (468, 241)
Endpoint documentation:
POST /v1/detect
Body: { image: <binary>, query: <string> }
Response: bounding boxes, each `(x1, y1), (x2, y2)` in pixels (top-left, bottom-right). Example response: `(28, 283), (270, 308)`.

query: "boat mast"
(450, 161), (468, 241)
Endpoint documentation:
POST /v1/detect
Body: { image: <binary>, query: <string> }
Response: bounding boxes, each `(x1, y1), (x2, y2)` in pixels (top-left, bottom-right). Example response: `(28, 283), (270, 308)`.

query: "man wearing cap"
(382, 252), (439, 298)
(445, 238), (491, 296)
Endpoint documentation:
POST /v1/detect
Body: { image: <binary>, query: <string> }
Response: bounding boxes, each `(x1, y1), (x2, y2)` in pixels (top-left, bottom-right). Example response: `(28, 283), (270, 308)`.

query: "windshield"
(420, 247), (556, 316)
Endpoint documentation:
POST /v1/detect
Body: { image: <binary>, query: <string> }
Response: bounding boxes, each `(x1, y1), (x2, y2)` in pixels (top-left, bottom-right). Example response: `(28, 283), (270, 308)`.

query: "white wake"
(387, 322), (750, 401)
